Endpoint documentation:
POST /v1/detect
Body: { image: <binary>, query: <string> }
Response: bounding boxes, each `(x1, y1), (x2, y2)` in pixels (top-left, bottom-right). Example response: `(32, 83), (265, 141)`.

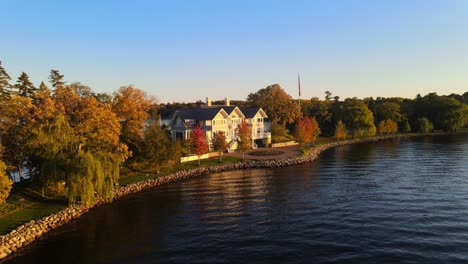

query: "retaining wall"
(0, 134), (432, 260)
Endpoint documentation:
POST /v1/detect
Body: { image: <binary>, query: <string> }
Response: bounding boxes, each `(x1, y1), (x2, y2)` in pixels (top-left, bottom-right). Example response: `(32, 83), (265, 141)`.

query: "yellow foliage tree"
(334, 120), (347, 141)
(0, 159), (13, 204)
(112, 85), (154, 153)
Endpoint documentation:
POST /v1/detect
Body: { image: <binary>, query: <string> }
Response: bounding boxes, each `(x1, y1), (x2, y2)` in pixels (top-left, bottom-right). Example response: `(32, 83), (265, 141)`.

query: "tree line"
(1, 61), (467, 205)
(246, 84), (467, 142)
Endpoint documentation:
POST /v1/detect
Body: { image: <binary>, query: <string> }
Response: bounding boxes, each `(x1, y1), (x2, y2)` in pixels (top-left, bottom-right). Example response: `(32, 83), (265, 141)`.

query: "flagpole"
(298, 73), (301, 109)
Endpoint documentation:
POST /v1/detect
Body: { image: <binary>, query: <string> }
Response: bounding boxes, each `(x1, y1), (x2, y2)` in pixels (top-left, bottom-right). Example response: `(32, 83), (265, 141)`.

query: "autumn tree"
(29, 89), (129, 205)
(295, 117), (320, 146)
(295, 118), (310, 145)
(334, 120), (347, 141)
(112, 85), (153, 155)
(212, 131), (228, 163)
(378, 119), (398, 135)
(309, 117), (321, 145)
(69, 82), (94, 97)
(190, 125), (208, 166)
(0, 159), (13, 204)
(236, 120), (251, 160)
(1, 94), (33, 181)
(247, 84), (301, 139)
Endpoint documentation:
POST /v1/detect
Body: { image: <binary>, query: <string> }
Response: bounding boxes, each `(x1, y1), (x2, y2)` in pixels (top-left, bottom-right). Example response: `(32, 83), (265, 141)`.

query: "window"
(257, 118), (263, 123)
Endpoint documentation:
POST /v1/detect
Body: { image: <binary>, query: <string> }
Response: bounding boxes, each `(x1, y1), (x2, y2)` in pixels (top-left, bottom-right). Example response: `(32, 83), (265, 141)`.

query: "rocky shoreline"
(0, 133), (436, 260)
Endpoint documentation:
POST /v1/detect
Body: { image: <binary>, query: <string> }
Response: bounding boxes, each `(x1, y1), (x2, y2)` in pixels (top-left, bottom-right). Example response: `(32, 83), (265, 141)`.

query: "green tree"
(0, 61), (11, 99)
(375, 102), (402, 123)
(340, 98), (376, 138)
(399, 119), (411, 133)
(247, 84), (301, 138)
(414, 117), (433, 133)
(308, 97), (334, 136)
(236, 120), (251, 160)
(334, 120), (347, 141)
(48, 69), (66, 88)
(190, 125), (208, 166)
(143, 123), (171, 173)
(14, 72), (37, 97)
(211, 131), (228, 163)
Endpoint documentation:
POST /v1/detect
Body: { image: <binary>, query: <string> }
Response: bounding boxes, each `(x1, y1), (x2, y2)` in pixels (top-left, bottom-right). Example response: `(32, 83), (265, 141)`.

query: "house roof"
(165, 106), (267, 122)
(240, 107), (268, 118)
(171, 107), (228, 121)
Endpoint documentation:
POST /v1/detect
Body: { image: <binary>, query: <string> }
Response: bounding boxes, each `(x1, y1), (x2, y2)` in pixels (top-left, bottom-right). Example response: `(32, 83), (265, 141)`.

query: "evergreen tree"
(48, 69), (66, 88)
(14, 72), (37, 97)
(0, 61), (11, 98)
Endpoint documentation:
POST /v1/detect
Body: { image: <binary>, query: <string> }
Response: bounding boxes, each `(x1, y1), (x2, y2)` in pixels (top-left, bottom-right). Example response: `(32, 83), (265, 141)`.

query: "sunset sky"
(2, 0), (468, 102)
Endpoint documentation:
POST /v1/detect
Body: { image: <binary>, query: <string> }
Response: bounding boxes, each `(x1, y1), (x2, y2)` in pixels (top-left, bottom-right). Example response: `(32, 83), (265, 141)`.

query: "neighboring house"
(163, 97), (271, 150)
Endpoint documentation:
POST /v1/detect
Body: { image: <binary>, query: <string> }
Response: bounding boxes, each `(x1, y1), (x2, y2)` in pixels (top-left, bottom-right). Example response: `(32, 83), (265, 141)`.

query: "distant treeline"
(0, 62), (467, 206)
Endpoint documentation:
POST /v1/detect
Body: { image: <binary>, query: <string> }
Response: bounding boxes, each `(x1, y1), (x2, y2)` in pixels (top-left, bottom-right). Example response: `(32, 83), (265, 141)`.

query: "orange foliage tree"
(236, 120), (251, 160)
(211, 131), (228, 163)
(295, 117), (320, 146)
(112, 85), (153, 154)
(191, 125), (208, 166)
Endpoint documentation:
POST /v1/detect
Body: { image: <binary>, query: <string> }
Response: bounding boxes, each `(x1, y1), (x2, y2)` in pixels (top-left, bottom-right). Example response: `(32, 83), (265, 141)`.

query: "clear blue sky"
(2, 0), (468, 102)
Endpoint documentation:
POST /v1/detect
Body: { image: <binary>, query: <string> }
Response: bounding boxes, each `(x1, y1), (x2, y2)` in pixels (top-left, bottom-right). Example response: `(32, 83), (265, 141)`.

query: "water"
(5, 133), (468, 263)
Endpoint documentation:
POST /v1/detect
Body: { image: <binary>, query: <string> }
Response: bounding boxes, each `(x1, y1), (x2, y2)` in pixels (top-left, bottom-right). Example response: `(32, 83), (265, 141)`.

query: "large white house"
(163, 98), (270, 150)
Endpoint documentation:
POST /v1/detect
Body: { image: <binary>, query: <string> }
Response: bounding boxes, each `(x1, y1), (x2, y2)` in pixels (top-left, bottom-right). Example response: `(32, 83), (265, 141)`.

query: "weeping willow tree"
(30, 109), (128, 206)
(67, 150), (122, 205)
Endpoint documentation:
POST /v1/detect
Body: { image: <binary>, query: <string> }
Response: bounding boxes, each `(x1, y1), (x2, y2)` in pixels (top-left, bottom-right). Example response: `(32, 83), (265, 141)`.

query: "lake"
(5, 133), (468, 263)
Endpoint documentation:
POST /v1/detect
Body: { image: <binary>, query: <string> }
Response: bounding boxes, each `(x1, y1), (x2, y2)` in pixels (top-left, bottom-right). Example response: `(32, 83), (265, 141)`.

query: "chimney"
(225, 97), (230, 106)
(206, 97), (212, 107)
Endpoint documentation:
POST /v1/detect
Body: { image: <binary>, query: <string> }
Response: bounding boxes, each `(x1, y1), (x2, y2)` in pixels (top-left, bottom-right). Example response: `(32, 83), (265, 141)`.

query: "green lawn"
(0, 183), (67, 235)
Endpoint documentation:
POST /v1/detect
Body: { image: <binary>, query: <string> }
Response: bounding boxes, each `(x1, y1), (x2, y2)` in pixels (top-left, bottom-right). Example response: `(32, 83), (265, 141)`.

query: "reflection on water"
(5, 133), (468, 264)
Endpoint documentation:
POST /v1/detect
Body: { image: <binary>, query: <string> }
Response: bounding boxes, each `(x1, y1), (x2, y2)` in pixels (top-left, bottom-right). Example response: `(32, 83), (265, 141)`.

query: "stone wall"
(0, 134), (430, 260)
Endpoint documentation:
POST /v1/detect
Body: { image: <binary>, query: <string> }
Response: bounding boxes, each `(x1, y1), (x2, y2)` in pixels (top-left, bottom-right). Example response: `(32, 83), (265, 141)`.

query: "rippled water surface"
(5, 134), (468, 263)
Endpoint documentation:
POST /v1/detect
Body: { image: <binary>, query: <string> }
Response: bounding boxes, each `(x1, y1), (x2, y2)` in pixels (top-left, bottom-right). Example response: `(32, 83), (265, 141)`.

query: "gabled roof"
(240, 107), (268, 118)
(206, 106), (246, 118)
(171, 107), (229, 121)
